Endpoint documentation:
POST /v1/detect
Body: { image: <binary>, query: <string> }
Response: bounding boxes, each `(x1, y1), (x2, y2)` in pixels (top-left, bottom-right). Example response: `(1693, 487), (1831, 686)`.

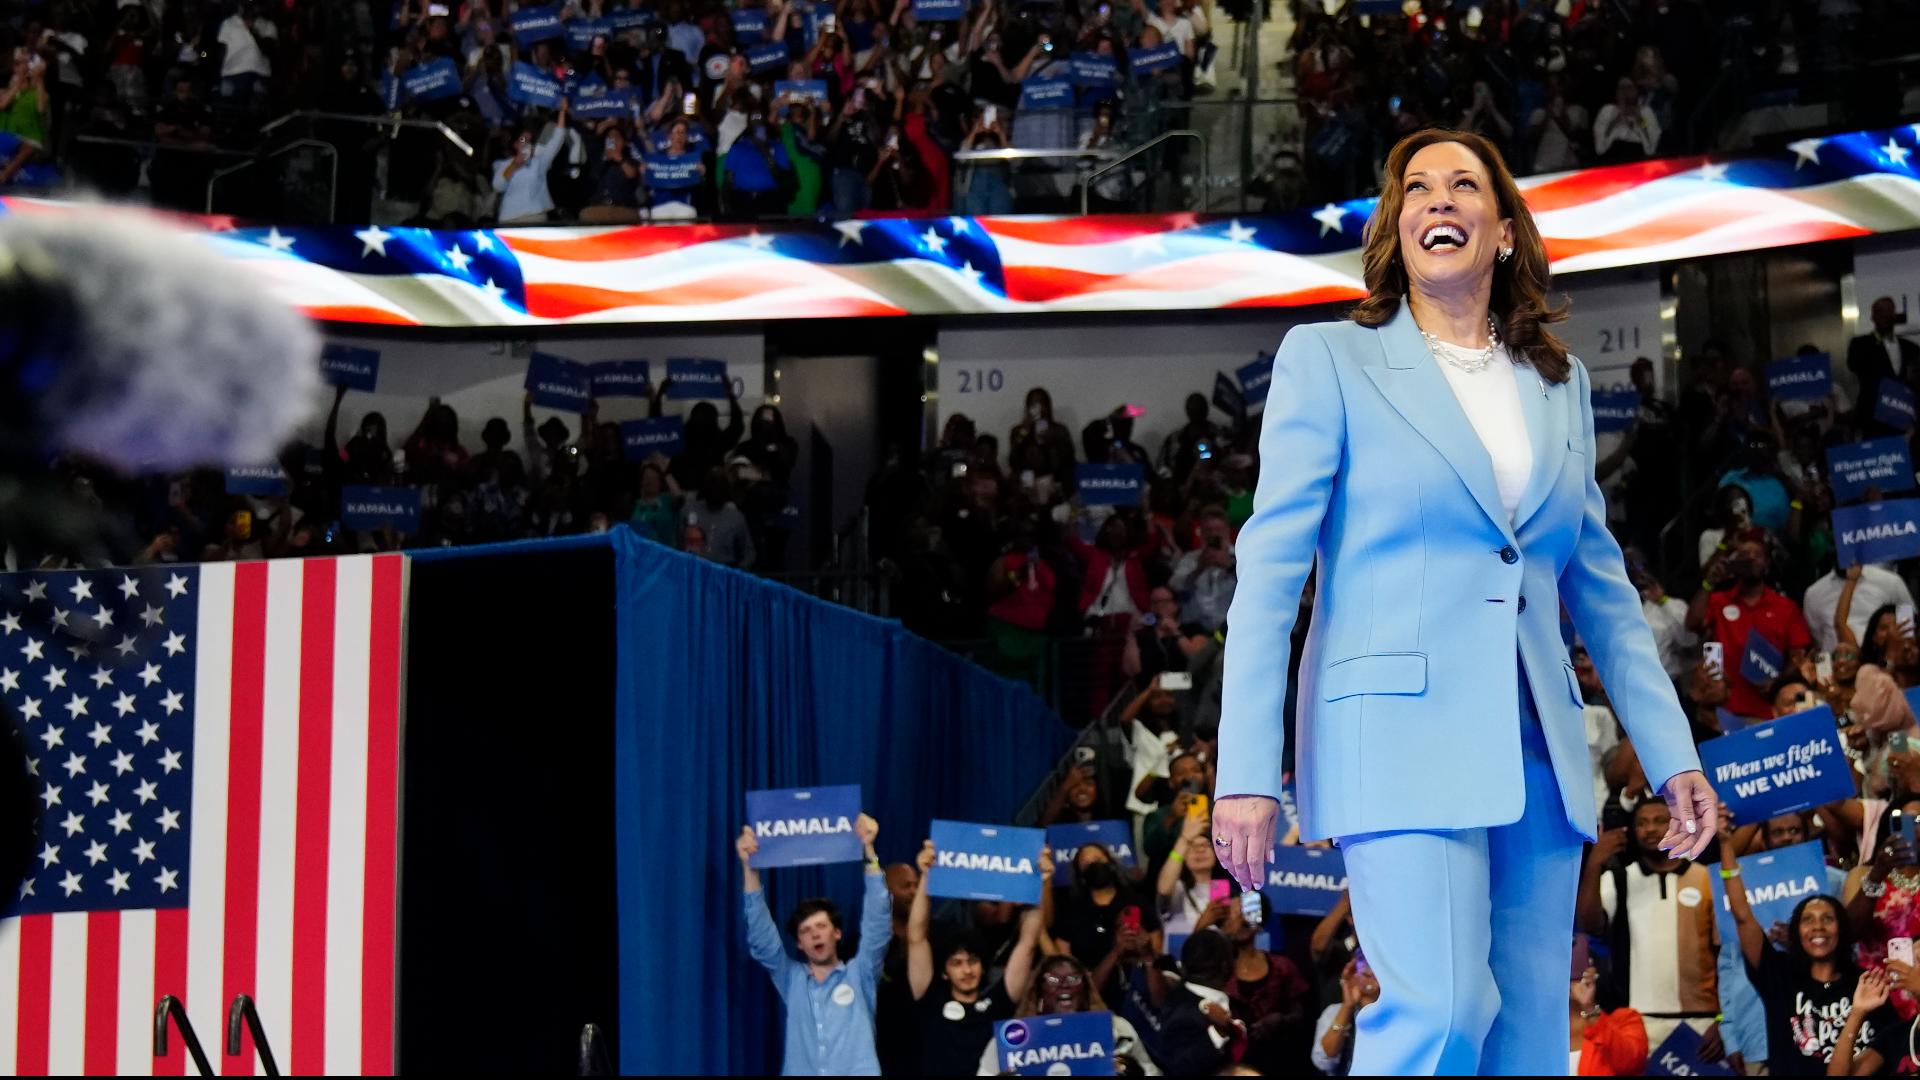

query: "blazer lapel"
(1361, 304), (1519, 548)
(1512, 358), (1568, 530)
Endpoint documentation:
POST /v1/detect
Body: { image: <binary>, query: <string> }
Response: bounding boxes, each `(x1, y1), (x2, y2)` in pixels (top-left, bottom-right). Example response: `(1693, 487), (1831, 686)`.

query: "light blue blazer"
(1214, 303), (1700, 842)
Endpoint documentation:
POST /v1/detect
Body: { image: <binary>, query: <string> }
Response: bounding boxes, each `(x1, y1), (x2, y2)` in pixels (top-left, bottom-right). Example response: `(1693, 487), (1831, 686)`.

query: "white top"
(217, 14), (275, 78)
(1598, 863), (1691, 1015)
(1429, 342), (1533, 522)
(1802, 564), (1917, 655)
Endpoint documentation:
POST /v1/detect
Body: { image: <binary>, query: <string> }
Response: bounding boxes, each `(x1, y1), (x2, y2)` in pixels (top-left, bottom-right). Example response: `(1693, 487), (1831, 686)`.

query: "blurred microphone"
(0, 207), (322, 565)
(0, 207), (323, 905)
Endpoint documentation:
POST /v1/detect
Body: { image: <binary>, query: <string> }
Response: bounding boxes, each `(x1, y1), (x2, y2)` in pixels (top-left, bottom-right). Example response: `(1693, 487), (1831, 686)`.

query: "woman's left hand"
(1658, 770), (1718, 861)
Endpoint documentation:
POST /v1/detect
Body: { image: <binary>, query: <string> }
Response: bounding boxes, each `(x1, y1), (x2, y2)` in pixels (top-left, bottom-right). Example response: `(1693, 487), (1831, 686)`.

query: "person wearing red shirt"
(1685, 535), (1813, 718)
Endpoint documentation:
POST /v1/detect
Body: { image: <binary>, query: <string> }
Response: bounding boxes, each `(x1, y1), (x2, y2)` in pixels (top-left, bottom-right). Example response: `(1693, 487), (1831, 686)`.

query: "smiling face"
(1395, 141), (1514, 304)
(1797, 898), (1840, 961)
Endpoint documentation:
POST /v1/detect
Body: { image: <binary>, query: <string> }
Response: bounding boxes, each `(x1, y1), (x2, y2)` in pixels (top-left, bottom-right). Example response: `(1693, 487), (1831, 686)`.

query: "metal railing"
(578, 1023), (614, 1076)
(207, 138), (338, 222)
(153, 996), (215, 1076)
(224, 994), (281, 1077)
(260, 110), (476, 158)
(1079, 129), (1208, 215)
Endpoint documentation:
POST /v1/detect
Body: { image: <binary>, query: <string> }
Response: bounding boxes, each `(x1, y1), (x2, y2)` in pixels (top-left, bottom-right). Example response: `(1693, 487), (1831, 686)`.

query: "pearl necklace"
(1419, 314), (1503, 374)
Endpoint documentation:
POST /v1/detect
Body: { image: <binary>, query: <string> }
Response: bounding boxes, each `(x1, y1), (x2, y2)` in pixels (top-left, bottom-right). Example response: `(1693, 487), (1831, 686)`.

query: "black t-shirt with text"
(916, 981), (1014, 1076)
(1748, 946), (1903, 1075)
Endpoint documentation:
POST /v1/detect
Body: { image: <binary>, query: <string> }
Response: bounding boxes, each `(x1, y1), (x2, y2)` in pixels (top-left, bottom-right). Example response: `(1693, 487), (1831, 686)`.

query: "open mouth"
(1420, 222), (1468, 250)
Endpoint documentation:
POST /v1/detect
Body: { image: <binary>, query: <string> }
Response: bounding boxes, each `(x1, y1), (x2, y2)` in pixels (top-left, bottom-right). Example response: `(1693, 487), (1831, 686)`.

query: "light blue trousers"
(1340, 664), (1586, 1075)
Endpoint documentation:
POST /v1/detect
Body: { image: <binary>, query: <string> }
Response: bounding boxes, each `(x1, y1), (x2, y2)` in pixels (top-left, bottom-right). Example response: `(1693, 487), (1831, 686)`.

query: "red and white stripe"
(0, 554), (405, 1076)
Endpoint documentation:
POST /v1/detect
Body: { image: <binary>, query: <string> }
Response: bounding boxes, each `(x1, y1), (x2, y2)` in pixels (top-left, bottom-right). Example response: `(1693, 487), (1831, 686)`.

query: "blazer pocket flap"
(1568, 433), (1586, 452)
(1321, 652), (1428, 701)
(1563, 661), (1585, 705)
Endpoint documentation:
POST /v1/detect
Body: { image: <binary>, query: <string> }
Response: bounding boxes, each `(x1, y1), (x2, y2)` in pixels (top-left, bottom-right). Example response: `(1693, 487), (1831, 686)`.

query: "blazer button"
(1518, 595), (1528, 613)
(1499, 546), (1519, 564)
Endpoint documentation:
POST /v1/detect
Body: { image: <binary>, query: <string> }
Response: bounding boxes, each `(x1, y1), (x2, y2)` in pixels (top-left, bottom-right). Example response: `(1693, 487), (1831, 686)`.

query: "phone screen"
(1239, 890), (1264, 926)
(983, 105), (997, 127)
(1901, 604), (1916, 635)
(1702, 641), (1724, 675)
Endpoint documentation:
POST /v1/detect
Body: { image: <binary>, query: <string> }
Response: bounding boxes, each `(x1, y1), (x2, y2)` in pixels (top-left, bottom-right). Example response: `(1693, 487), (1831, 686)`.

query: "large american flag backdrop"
(6, 124), (1916, 328)
(0, 556), (405, 1075)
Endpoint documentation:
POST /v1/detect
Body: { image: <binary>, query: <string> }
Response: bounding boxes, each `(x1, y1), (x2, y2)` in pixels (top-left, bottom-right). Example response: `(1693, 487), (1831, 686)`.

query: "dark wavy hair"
(1350, 127), (1573, 384)
(1782, 894), (1856, 979)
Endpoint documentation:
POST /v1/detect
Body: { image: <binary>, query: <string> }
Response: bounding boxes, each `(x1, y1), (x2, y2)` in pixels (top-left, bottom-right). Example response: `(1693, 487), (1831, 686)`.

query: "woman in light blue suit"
(1209, 129), (1719, 1075)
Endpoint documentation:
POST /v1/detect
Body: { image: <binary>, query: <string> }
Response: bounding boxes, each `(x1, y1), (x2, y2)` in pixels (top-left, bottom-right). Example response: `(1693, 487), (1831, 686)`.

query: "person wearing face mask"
(1054, 843), (1160, 966)
(1688, 536), (1815, 721)
(1209, 129), (1713, 1075)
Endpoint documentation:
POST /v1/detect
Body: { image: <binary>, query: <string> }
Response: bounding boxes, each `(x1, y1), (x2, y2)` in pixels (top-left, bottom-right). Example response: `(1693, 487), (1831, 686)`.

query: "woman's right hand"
(1211, 794), (1279, 891)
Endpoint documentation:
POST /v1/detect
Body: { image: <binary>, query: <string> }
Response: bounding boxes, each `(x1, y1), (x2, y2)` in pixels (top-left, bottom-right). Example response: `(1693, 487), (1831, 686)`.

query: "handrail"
(578, 1022), (614, 1076)
(260, 109), (476, 157)
(152, 996), (215, 1077)
(205, 138), (339, 223)
(70, 133), (255, 159)
(1079, 129), (1207, 214)
(225, 994), (282, 1077)
(953, 146), (1120, 163)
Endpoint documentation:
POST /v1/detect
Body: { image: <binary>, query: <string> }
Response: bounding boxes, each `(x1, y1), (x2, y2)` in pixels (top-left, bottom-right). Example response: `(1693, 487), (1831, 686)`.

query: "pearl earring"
(1498, 247), (1514, 262)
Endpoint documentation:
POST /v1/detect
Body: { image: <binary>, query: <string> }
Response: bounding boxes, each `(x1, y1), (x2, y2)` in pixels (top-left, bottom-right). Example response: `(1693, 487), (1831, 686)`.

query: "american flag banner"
(0, 556), (405, 1075)
(7, 124), (1917, 328)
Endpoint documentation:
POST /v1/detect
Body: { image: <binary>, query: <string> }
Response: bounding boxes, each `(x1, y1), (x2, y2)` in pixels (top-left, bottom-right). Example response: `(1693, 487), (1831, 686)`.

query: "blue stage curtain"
(608, 528), (1069, 1075)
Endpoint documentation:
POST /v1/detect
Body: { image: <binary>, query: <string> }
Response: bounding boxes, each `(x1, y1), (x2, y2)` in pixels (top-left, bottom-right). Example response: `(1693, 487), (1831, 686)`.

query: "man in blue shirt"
(738, 812), (891, 1076)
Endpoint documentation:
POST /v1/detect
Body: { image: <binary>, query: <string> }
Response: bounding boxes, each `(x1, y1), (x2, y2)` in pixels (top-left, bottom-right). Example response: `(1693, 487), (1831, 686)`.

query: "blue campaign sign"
(730, 8), (769, 42)
(319, 343), (380, 392)
(1708, 839), (1826, 953)
(1019, 75), (1074, 110)
(1237, 355), (1273, 407)
(1834, 498), (1920, 567)
(666, 357), (730, 399)
(525, 351), (591, 413)
(589, 359), (652, 397)
(509, 3), (567, 42)
(609, 8), (655, 30)
(1877, 379), (1918, 432)
(508, 61), (563, 108)
(1261, 845), (1348, 916)
(224, 464), (289, 497)
(1045, 821), (1136, 885)
(743, 785), (864, 869)
(775, 79), (830, 107)
(1739, 628), (1785, 688)
(380, 71), (400, 111)
(1699, 706), (1857, 823)
(620, 416), (685, 460)
(1644, 1021), (1738, 1077)
(1765, 352), (1832, 401)
(402, 57), (462, 102)
(996, 1012), (1114, 1076)
(564, 15), (613, 52)
(1129, 43), (1181, 75)
(1352, 0), (1407, 13)
(572, 86), (637, 120)
(745, 40), (790, 76)
(1716, 708), (1762, 733)
(1827, 437), (1916, 503)
(1213, 370), (1246, 423)
(1076, 464), (1145, 506)
(1591, 389), (1640, 434)
(340, 485), (421, 534)
(644, 152), (703, 190)
(927, 820), (1046, 904)
(914, 0), (968, 19)
(1069, 52), (1119, 88)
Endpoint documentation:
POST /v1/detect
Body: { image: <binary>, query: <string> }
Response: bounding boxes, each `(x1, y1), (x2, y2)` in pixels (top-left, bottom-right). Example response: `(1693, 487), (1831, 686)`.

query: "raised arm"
(906, 839), (937, 999)
(737, 826), (788, 972)
(1002, 850), (1051, 1004)
(1837, 565), (1863, 648)
(852, 814), (893, 974)
(1828, 969), (1890, 1076)
(1717, 816), (1767, 971)
(1213, 325), (1346, 886)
